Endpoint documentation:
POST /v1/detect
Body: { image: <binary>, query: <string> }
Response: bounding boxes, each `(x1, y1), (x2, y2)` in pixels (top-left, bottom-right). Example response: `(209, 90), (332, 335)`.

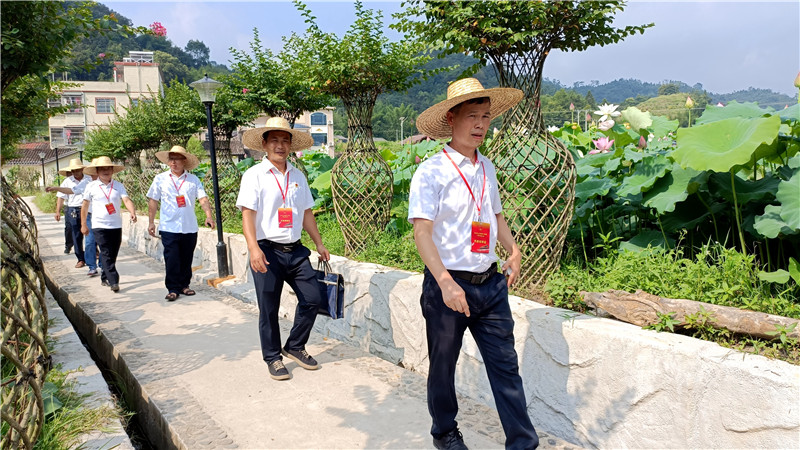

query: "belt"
(448, 263), (497, 285)
(260, 239), (302, 253)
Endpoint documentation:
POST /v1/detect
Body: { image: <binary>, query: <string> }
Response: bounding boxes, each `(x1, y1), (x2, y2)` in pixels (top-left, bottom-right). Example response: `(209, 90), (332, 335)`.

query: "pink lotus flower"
(242, 88), (249, 94)
(98, 53), (106, 58)
(638, 136), (647, 149)
(589, 136), (614, 155)
(415, 155), (421, 164)
(149, 21), (167, 37)
(296, 151), (303, 157)
(685, 96), (694, 108)
(569, 103), (575, 111)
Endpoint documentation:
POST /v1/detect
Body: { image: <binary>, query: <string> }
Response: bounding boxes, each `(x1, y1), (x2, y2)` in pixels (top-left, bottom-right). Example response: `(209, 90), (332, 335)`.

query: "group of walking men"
(47, 78), (539, 449)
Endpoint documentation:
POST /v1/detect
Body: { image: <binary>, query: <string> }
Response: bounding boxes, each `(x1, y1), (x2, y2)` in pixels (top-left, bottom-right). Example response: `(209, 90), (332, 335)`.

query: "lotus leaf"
(695, 101), (773, 125)
(649, 115), (679, 140)
(789, 258), (800, 284)
(707, 172), (780, 205)
(616, 154), (671, 197)
(776, 170), (800, 229)
(778, 104), (800, 122)
(621, 107), (653, 133)
(673, 115), (781, 172)
(624, 148), (645, 163)
(310, 170), (331, 191)
(660, 196), (726, 232)
(753, 205), (795, 238)
(642, 164), (705, 213)
(574, 177), (613, 203)
(619, 230), (674, 253)
(606, 124), (635, 148)
(602, 156), (622, 175)
(757, 269), (790, 284)
(581, 150), (618, 168)
(789, 154), (800, 170)
(574, 198), (596, 220)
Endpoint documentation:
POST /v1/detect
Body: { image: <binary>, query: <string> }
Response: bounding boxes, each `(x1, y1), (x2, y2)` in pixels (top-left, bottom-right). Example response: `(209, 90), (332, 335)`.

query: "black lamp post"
(190, 74), (229, 277)
(77, 141), (85, 163)
(38, 152), (46, 187)
(54, 146), (60, 183)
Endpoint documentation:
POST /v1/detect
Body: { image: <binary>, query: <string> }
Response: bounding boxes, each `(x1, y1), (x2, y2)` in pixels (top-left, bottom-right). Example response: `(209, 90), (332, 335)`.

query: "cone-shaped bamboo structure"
(486, 53), (576, 292)
(331, 93), (393, 255)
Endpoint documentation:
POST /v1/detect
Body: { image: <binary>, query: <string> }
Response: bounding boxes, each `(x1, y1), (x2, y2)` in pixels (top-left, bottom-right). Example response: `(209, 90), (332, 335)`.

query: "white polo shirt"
(408, 145), (503, 272)
(236, 159), (314, 243)
(83, 179), (130, 229)
(146, 170), (208, 234)
(59, 175), (90, 207)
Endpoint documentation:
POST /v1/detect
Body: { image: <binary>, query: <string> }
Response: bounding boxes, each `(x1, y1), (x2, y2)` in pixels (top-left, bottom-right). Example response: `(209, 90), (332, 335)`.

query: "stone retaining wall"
(123, 216), (800, 448)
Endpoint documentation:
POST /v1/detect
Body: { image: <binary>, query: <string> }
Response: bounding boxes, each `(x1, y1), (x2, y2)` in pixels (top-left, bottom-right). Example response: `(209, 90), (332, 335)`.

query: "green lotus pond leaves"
(616, 154), (671, 197)
(776, 169), (800, 230)
(673, 115), (781, 172)
(642, 163), (706, 214)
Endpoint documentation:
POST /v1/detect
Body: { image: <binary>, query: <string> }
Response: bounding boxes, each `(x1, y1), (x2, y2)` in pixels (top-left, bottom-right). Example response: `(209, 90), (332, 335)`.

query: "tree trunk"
(581, 289), (800, 341)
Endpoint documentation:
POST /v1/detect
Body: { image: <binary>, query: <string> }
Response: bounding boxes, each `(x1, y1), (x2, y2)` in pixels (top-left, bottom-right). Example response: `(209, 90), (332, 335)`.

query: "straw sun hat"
(416, 78), (524, 140)
(155, 145), (200, 170)
(83, 156), (125, 175)
(242, 116), (314, 152)
(58, 158), (86, 176)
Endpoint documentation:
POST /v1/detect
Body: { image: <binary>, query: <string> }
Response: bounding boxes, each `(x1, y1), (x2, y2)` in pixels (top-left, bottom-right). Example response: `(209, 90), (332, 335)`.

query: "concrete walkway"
(32, 199), (575, 450)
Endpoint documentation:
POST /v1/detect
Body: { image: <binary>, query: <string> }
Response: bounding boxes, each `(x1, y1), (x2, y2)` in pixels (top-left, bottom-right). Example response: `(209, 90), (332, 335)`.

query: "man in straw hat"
(80, 156), (138, 293)
(236, 116), (331, 381)
(46, 159), (91, 270)
(146, 145), (214, 301)
(408, 78), (539, 449)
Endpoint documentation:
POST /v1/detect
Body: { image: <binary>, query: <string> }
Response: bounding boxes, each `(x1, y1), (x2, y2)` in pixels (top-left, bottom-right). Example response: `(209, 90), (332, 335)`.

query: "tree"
(154, 50), (191, 83)
(394, 1), (653, 290)
(1, 0), (146, 159)
(185, 40), (210, 67)
(295, 0), (438, 254)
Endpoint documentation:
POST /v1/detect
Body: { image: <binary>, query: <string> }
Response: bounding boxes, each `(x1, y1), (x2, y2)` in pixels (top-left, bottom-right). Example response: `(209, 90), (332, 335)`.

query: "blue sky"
(105, 1), (800, 97)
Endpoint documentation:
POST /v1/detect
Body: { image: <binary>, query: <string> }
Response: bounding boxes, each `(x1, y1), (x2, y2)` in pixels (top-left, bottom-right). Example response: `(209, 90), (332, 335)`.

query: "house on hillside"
(47, 51), (163, 159)
(3, 51), (164, 185)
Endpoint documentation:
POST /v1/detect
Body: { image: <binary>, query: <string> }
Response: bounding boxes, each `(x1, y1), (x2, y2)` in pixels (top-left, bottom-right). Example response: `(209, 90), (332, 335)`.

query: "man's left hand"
(316, 244), (331, 261)
(502, 250), (522, 288)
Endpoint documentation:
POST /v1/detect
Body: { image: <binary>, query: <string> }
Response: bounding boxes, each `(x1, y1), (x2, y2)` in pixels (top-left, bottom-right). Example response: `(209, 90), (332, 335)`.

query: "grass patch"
(545, 243), (800, 364)
(34, 191), (58, 213)
(33, 364), (125, 450)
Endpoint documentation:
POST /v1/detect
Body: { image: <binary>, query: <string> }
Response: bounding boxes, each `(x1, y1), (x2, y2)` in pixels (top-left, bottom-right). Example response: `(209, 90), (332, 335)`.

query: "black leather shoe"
(433, 428), (468, 450)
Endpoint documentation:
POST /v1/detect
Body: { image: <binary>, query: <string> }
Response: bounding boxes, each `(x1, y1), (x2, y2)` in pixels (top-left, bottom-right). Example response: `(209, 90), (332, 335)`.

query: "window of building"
(50, 128), (63, 145)
(311, 133), (327, 146)
(96, 98), (116, 114)
(64, 94), (83, 113)
(310, 112), (327, 126)
(65, 128), (85, 145)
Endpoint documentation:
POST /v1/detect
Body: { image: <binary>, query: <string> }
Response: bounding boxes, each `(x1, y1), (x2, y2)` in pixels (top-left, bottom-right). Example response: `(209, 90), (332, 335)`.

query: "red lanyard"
(169, 173), (187, 193)
(101, 181), (114, 202)
(442, 148), (486, 218)
(269, 168), (290, 206)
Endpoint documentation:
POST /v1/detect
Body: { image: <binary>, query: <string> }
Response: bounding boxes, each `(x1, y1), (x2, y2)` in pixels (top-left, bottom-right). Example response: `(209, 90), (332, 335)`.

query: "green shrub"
(34, 191), (58, 213)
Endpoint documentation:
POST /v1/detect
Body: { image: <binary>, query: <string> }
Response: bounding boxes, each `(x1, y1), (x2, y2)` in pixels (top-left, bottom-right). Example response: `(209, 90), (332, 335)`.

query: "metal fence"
(1, 177), (52, 450)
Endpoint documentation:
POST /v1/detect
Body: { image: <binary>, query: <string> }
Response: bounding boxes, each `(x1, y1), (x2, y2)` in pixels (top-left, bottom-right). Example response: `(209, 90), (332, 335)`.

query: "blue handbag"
(316, 260), (344, 319)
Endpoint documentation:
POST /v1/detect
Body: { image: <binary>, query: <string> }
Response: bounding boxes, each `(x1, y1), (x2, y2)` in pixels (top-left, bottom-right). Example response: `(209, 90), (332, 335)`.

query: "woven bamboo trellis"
(331, 93), (393, 255)
(485, 52), (576, 292)
(1, 177), (52, 450)
(203, 135), (241, 223)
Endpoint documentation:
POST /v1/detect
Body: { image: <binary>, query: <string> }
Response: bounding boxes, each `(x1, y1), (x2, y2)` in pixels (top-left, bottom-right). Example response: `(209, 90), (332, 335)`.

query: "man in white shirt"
(236, 117), (330, 381)
(408, 78), (539, 450)
(147, 146), (214, 301)
(47, 159), (90, 269)
(80, 156), (138, 292)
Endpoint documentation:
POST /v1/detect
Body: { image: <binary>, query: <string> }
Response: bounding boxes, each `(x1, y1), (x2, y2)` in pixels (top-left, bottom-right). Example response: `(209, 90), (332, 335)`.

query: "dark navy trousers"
(251, 242), (322, 363)
(93, 228), (122, 286)
(66, 206), (85, 263)
(421, 268), (539, 450)
(160, 231), (198, 294)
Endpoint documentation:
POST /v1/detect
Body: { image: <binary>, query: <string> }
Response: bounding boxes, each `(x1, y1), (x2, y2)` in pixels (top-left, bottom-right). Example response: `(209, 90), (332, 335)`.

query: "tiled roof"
(3, 142), (78, 166)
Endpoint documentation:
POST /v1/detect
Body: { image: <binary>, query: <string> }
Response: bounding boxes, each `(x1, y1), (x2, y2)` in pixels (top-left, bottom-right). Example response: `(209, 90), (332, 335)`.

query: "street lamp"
(190, 74), (229, 277)
(38, 152), (46, 187)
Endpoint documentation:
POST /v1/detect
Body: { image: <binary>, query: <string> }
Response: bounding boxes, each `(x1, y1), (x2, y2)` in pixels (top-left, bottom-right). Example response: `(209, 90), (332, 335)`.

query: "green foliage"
(294, 0), (437, 126)
(394, 1), (652, 76)
(226, 28), (330, 124)
(34, 192), (58, 213)
(546, 244), (800, 318)
(560, 101), (799, 277)
(5, 166), (42, 194)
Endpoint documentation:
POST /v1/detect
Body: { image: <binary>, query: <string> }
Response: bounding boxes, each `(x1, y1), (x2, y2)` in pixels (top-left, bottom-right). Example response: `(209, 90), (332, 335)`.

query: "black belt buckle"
(471, 272), (490, 284)
(267, 240), (300, 253)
